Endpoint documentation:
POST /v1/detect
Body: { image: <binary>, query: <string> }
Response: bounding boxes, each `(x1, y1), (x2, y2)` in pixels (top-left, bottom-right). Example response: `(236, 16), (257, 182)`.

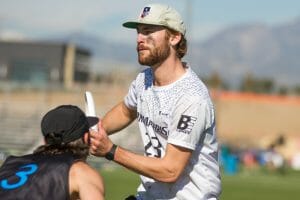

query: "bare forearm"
(113, 146), (189, 183)
(102, 101), (136, 135)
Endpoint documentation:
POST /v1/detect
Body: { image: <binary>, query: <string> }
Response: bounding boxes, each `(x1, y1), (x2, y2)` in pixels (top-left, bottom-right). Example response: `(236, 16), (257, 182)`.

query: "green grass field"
(101, 167), (300, 200)
(101, 167), (140, 200)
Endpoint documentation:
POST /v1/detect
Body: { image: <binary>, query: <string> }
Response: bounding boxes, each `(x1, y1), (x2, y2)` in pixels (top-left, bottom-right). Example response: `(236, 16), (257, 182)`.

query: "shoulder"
(69, 161), (104, 197)
(133, 67), (152, 81)
(138, 67), (152, 78)
(70, 161), (102, 181)
(172, 68), (215, 115)
(178, 68), (211, 103)
(133, 67), (153, 90)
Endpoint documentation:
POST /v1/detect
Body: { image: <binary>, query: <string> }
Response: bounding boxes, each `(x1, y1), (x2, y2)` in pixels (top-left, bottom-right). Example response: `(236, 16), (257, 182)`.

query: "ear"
(83, 132), (90, 145)
(169, 32), (182, 46)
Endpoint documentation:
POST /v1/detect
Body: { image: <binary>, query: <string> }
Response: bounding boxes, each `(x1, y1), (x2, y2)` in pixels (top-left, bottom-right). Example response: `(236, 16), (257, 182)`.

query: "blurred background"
(0, 0), (300, 199)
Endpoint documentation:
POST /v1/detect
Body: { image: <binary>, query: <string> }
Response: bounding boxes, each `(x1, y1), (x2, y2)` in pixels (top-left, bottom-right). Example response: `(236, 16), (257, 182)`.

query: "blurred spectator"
(263, 144), (285, 173)
(220, 144), (239, 175)
(291, 153), (300, 170)
(241, 149), (259, 170)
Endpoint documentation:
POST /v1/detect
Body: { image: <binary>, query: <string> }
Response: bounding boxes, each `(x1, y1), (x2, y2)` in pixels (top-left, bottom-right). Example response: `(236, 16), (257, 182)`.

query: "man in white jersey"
(90, 3), (221, 200)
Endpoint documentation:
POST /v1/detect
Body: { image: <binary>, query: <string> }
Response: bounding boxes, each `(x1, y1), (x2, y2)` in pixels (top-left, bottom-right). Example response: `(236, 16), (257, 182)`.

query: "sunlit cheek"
(146, 36), (156, 47)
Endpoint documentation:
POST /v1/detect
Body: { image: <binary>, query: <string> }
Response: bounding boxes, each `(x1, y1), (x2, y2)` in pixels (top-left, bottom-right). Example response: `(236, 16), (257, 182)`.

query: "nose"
(137, 32), (146, 44)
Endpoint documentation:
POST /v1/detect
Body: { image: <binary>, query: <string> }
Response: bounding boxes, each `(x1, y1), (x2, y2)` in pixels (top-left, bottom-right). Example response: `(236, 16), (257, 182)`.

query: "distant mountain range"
(188, 16), (300, 87)
(50, 17), (300, 87)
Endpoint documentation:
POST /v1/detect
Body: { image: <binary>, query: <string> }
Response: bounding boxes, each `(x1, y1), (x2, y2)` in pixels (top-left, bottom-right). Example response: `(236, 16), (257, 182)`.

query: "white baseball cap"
(123, 4), (186, 35)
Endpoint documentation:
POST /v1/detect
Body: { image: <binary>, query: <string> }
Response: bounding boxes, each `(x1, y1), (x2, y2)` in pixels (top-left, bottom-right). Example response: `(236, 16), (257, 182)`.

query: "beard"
(137, 39), (171, 66)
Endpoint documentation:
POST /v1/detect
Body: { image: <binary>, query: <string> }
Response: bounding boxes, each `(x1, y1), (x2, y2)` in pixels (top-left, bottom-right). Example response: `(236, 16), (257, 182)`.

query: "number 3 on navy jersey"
(0, 163), (38, 190)
(145, 132), (162, 158)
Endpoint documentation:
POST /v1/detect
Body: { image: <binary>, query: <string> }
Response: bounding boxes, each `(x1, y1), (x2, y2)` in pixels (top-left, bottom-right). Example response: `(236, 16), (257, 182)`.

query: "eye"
(144, 29), (153, 34)
(137, 25), (162, 35)
(138, 28), (153, 35)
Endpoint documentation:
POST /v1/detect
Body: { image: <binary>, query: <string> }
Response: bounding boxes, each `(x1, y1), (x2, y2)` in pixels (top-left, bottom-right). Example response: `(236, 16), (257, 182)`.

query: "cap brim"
(87, 116), (99, 127)
(123, 21), (140, 29)
(123, 21), (166, 29)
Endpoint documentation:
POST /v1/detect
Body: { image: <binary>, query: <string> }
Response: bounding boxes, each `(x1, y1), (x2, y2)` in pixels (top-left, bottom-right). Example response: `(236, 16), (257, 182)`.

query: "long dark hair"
(33, 137), (89, 160)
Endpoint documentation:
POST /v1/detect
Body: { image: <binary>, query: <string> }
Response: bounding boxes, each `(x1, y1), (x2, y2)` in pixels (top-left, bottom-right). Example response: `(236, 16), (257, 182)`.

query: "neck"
(152, 56), (186, 86)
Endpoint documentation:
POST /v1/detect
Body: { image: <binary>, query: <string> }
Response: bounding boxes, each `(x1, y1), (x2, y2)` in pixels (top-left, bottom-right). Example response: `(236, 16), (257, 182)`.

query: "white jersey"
(124, 65), (221, 200)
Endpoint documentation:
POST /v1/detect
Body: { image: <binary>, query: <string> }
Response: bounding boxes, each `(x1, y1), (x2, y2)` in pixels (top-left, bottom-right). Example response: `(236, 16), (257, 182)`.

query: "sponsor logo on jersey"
(176, 115), (197, 134)
(137, 112), (169, 137)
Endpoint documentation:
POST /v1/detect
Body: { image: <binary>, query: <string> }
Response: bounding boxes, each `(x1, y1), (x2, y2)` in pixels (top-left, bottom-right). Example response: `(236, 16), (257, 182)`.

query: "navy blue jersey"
(0, 153), (77, 200)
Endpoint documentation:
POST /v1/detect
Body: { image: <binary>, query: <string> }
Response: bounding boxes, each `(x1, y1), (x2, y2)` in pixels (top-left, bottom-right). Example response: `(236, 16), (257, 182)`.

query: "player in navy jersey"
(90, 3), (221, 200)
(0, 105), (104, 200)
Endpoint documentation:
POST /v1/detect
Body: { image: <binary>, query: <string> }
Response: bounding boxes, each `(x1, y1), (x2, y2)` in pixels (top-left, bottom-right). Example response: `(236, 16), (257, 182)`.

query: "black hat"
(41, 105), (98, 145)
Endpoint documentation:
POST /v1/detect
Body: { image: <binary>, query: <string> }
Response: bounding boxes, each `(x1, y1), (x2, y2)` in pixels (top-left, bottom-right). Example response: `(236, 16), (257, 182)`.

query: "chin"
(138, 59), (147, 66)
(138, 55), (147, 64)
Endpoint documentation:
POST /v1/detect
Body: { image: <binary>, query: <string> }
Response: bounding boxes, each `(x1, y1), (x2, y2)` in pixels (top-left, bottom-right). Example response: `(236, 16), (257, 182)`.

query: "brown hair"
(166, 28), (187, 59)
(33, 137), (89, 160)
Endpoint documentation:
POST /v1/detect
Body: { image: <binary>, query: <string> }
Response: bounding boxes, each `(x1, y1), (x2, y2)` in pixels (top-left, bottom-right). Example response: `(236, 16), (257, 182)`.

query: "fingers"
(89, 119), (112, 157)
(89, 118), (103, 136)
(90, 137), (100, 154)
(98, 118), (102, 128)
(89, 131), (103, 153)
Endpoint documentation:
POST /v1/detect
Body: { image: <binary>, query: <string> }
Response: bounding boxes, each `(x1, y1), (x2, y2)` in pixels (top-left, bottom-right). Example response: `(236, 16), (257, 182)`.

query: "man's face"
(136, 24), (171, 66)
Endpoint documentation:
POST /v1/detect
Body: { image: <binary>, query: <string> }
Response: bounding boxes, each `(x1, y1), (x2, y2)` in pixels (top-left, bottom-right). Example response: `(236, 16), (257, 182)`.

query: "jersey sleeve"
(124, 79), (138, 109)
(168, 95), (214, 150)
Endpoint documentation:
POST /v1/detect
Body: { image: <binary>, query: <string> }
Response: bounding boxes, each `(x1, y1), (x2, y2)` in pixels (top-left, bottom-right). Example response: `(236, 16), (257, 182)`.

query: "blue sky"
(0, 0), (299, 43)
